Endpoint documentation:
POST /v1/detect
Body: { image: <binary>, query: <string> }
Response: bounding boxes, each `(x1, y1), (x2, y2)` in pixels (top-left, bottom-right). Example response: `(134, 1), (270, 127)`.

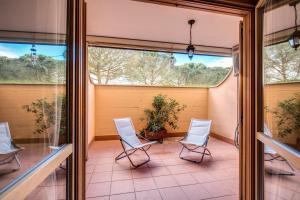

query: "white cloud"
(207, 57), (233, 68)
(0, 46), (18, 58)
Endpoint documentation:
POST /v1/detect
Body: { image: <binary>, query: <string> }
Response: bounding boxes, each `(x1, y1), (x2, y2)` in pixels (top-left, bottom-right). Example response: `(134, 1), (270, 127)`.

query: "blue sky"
(173, 53), (232, 68)
(0, 42), (66, 60)
(0, 42), (232, 67)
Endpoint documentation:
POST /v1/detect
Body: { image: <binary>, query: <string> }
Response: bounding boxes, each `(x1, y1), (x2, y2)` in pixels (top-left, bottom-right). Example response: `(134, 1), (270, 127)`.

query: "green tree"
(125, 51), (172, 85)
(88, 47), (131, 84)
(264, 42), (300, 83)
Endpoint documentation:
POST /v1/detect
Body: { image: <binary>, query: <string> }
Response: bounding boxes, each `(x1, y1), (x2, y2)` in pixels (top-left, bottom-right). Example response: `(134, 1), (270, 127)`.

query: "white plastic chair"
(0, 122), (23, 169)
(178, 119), (212, 163)
(113, 118), (157, 168)
(264, 124), (295, 176)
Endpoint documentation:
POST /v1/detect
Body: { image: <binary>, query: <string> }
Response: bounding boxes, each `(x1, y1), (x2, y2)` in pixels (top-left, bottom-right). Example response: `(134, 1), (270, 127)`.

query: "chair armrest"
(120, 137), (135, 148)
(11, 141), (24, 151)
(177, 136), (187, 142)
(136, 133), (150, 142)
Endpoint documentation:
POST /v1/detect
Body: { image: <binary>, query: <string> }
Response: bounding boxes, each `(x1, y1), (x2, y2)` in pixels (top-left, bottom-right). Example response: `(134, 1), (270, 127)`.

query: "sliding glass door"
(0, 0), (76, 199)
(256, 0), (300, 199)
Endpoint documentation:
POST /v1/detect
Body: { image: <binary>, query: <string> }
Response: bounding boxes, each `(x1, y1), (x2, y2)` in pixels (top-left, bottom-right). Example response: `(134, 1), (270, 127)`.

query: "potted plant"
(140, 94), (186, 142)
(270, 93), (300, 140)
(22, 94), (66, 145)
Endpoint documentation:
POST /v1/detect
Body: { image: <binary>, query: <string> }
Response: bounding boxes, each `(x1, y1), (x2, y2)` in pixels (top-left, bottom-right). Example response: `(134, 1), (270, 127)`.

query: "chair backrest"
(113, 118), (141, 149)
(0, 122), (13, 153)
(186, 119), (212, 145)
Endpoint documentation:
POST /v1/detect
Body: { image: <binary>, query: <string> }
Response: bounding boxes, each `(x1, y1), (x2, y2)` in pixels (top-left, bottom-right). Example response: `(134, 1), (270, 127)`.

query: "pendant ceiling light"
(289, 2), (300, 50)
(170, 52), (175, 66)
(186, 19), (195, 60)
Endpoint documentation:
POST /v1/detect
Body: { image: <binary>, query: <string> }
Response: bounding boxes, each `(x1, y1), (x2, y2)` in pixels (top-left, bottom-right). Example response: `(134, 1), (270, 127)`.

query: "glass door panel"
(0, 0), (70, 199)
(259, 0), (300, 199)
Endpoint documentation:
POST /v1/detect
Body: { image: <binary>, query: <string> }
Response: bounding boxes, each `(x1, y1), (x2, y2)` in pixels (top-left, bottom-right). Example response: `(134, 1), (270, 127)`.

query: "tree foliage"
(88, 47), (231, 87)
(141, 94), (186, 132)
(22, 94), (66, 137)
(270, 93), (300, 138)
(88, 47), (131, 84)
(0, 54), (65, 83)
(264, 42), (300, 83)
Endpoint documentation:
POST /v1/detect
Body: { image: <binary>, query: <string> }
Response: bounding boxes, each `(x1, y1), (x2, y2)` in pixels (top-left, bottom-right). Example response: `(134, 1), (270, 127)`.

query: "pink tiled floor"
(86, 138), (240, 200)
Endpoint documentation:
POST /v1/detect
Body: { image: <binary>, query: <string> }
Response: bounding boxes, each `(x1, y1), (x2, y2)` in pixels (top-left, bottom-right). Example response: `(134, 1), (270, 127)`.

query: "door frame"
(83, 0), (256, 199)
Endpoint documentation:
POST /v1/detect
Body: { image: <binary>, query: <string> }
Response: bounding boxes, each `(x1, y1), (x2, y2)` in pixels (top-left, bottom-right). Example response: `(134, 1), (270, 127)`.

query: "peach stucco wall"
(0, 84), (65, 139)
(2, 80), (298, 143)
(208, 73), (238, 140)
(94, 85), (208, 136)
(264, 82), (300, 145)
(87, 80), (95, 145)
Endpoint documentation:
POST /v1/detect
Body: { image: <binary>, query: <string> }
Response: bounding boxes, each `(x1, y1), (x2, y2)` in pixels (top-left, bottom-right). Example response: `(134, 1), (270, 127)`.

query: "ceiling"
(0, 0), (67, 34)
(86, 0), (242, 48)
(264, 3), (300, 35)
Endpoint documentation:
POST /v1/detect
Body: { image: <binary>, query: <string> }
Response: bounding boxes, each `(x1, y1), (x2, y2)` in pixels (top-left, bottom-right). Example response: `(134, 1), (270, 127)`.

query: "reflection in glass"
(263, 0), (300, 199)
(25, 166), (66, 200)
(0, 0), (68, 196)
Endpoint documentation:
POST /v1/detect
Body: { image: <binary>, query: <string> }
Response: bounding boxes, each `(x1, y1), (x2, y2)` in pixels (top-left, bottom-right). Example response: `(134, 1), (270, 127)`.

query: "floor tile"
(134, 177), (157, 191)
(110, 180), (134, 195)
(151, 167), (170, 177)
(94, 164), (113, 173)
(90, 172), (112, 183)
(110, 193), (135, 200)
(159, 186), (188, 200)
(202, 180), (235, 198)
(132, 168), (152, 179)
(136, 189), (162, 200)
(173, 173), (197, 186)
(86, 196), (109, 200)
(154, 175), (178, 188)
(112, 170), (132, 181)
(181, 184), (211, 200)
(193, 171), (216, 183)
(86, 182), (111, 198)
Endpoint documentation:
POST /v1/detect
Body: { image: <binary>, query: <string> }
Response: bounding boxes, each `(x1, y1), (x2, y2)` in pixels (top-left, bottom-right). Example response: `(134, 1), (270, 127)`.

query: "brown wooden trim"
(210, 133), (234, 145)
(93, 83), (210, 89)
(257, 132), (300, 168)
(255, 2), (265, 200)
(240, 9), (256, 200)
(86, 1), (257, 200)
(94, 132), (186, 141)
(87, 35), (232, 56)
(95, 135), (119, 141)
(133, 0), (253, 16)
(0, 30), (66, 44)
(14, 138), (47, 144)
(68, 0), (86, 199)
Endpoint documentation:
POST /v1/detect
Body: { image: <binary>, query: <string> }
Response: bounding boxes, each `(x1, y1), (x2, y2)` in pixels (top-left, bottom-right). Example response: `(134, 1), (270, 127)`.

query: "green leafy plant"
(270, 93), (300, 138)
(141, 94), (186, 133)
(22, 94), (66, 139)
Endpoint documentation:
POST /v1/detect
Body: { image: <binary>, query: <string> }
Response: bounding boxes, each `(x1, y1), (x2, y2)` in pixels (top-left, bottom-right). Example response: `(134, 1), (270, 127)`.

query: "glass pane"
(0, 0), (68, 197)
(25, 165), (67, 200)
(88, 46), (232, 87)
(263, 0), (300, 199)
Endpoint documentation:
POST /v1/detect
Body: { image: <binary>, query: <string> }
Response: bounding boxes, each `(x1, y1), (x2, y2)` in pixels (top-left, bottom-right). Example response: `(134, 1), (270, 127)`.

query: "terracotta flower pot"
(145, 129), (167, 142)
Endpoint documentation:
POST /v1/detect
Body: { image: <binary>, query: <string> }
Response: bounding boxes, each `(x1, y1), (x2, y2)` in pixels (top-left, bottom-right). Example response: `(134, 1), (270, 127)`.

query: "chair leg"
(265, 155), (295, 176)
(115, 142), (151, 168)
(14, 154), (21, 169)
(179, 145), (212, 163)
